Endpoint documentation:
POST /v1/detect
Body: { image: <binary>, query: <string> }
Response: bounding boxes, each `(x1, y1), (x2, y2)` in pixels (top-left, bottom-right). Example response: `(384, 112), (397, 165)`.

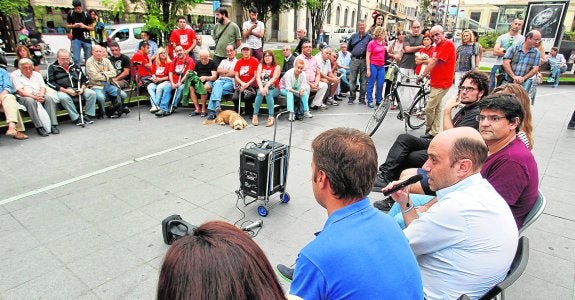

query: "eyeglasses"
(264, 54), (273, 57)
(476, 115), (507, 122)
(458, 86), (476, 93)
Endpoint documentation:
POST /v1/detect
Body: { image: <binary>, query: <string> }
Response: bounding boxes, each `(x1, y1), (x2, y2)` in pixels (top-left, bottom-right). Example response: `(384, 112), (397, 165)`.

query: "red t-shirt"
(152, 61), (169, 77)
(131, 50), (152, 77)
(430, 39), (456, 89)
(234, 57), (259, 86)
(169, 56), (195, 83)
(169, 28), (197, 51)
(415, 46), (435, 75)
(260, 64), (280, 89)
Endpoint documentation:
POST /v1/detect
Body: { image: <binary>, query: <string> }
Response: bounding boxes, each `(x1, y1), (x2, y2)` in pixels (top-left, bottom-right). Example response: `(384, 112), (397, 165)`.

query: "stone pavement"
(0, 84), (574, 299)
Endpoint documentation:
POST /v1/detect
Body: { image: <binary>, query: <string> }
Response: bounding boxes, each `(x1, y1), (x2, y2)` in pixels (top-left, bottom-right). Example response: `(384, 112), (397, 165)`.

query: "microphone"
(382, 174), (423, 196)
(241, 219), (263, 231)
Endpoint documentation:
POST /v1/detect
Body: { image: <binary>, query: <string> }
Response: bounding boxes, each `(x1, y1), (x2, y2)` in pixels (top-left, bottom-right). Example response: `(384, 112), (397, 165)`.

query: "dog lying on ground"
(203, 110), (248, 130)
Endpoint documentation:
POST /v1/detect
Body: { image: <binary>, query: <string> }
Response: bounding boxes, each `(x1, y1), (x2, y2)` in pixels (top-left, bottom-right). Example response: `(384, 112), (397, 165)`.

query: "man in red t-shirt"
(169, 17), (197, 58)
(234, 43), (259, 117)
(156, 45), (195, 116)
(417, 25), (455, 139)
(130, 41), (152, 79)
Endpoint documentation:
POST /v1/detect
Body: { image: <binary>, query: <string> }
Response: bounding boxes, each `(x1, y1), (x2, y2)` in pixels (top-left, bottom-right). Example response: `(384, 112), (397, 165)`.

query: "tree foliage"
(0, 0), (29, 16)
(308, 0), (334, 47)
(235, 0), (303, 24)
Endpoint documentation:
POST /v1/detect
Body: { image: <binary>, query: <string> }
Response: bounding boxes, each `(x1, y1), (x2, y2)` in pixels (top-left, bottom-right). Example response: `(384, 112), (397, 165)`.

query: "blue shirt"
(290, 198), (423, 300)
(348, 32), (372, 58)
(0, 68), (14, 93)
(503, 42), (540, 77)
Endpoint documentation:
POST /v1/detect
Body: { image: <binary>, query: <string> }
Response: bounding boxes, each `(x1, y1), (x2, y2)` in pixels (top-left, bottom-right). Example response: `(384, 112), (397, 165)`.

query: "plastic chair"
(458, 236), (530, 300)
(519, 190), (547, 235)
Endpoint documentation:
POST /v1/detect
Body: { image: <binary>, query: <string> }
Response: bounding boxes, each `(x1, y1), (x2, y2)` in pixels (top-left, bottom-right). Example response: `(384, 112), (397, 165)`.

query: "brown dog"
(203, 110), (248, 130)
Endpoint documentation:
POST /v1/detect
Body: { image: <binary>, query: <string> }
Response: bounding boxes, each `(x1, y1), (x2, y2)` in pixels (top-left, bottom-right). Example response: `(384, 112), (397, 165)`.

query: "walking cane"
(75, 68), (85, 127)
(126, 62), (141, 121)
(169, 60), (189, 114)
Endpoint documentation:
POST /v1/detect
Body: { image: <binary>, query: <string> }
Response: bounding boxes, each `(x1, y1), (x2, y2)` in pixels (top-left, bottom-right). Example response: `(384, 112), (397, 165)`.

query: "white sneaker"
(320, 104), (328, 110)
(304, 111), (313, 118)
(288, 112), (295, 121)
(149, 107), (159, 113)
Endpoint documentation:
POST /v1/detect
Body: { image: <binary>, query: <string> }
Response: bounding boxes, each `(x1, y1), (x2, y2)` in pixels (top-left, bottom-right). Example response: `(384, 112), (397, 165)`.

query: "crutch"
(127, 62), (141, 121)
(169, 71), (185, 114)
(75, 68), (85, 127)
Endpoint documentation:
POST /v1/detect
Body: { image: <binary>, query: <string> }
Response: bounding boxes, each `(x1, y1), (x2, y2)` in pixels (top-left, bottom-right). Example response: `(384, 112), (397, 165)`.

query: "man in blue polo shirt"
(286, 128), (423, 299)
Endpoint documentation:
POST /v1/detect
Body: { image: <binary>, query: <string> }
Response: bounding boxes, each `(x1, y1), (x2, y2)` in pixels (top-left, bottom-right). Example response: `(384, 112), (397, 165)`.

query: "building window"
(336, 6), (341, 26)
(351, 10), (355, 26)
(489, 11), (498, 30)
(327, 4), (332, 24)
(344, 7), (348, 27)
(470, 12), (481, 22)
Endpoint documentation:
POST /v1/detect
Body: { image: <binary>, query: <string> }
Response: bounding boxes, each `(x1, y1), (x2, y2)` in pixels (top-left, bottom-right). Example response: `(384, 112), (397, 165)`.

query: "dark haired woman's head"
(157, 221), (285, 300)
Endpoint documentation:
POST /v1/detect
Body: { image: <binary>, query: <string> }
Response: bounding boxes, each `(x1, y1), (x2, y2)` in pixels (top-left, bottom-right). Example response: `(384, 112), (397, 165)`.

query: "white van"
(105, 23), (144, 56)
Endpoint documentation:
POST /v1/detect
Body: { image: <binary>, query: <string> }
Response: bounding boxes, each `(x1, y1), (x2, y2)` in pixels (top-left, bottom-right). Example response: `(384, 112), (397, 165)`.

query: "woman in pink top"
(366, 26), (387, 108)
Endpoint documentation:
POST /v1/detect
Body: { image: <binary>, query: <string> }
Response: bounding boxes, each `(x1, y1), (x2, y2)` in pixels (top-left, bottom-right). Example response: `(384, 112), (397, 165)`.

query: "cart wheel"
(280, 192), (290, 203)
(257, 205), (269, 217)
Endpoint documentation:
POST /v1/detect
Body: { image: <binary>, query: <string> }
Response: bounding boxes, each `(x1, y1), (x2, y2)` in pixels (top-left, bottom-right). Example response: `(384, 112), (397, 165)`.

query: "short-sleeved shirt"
(429, 39), (456, 89)
(169, 28), (197, 51)
(456, 44), (476, 72)
(259, 64), (280, 89)
(481, 137), (539, 228)
(337, 51), (351, 68)
(109, 54), (131, 77)
(131, 50), (152, 77)
(151, 61), (169, 77)
(242, 20), (264, 49)
(169, 56), (195, 83)
(367, 40), (386, 66)
(234, 57), (259, 86)
(503, 43), (540, 78)
(295, 54), (319, 84)
(494, 33), (524, 65)
(348, 32), (372, 58)
(316, 57), (331, 75)
(11, 70), (46, 94)
(194, 60), (217, 77)
(217, 57), (238, 80)
(67, 11), (93, 43)
(213, 21), (242, 58)
(400, 34), (424, 69)
(415, 46), (435, 75)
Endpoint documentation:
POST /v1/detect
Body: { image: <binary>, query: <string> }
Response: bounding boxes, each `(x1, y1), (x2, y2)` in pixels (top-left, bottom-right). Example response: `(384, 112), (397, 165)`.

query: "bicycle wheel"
(365, 95), (392, 136)
(406, 92), (428, 130)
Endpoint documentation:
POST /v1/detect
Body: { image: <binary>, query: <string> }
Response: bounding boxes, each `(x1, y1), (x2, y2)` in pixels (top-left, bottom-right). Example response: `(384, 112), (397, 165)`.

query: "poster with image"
(524, 1), (568, 51)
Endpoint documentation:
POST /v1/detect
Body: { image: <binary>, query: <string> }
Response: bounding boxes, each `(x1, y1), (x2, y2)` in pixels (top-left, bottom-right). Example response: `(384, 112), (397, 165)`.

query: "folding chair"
(519, 190), (547, 235)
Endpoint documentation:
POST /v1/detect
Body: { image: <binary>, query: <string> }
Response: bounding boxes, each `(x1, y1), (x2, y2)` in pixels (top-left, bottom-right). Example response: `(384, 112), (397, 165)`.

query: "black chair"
(458, 236), (530, 300)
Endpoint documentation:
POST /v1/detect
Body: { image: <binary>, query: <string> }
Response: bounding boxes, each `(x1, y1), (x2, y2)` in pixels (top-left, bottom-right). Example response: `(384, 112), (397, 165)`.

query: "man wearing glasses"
(502, 30), (542, 92)
(280, 46), (295, 78)
(373, 71), (488, 209)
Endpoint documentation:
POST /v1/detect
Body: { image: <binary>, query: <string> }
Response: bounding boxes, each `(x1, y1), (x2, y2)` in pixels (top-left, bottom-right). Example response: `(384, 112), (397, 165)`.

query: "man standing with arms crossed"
(398, 20), (424, 106)
(417, 25), (455, 139)
(490, 19), (524, 90)
(347, 19), (371, 105)
(242, 7), (265, 61)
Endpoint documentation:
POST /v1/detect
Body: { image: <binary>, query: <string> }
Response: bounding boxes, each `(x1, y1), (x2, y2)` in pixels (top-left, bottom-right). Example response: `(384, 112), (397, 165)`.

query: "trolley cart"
(236, 110), (294, 217)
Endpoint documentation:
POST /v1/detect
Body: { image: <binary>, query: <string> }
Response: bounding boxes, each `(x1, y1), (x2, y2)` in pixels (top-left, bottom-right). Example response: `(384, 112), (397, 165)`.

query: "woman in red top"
(253, 50), (281, 127)
(147, 47), (171, 112)
(415, 35), (435, 75)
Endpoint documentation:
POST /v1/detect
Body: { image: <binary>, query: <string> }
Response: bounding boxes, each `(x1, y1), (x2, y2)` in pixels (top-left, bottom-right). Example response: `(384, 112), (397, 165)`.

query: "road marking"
(0, 129), (238, 206)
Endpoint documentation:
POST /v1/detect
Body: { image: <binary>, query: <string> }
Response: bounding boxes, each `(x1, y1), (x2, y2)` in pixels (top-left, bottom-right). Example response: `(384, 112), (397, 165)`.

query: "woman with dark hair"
(369, 13), (384, 35)
(491, 84), (534, 149)
(14, 45), (40, 72)
(157, 221), (286, 300)
(253, 49), (281, 127)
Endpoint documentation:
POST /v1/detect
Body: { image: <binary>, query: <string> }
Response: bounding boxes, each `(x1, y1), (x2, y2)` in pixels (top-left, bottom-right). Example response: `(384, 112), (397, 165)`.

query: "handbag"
(37, 102), (52, 133)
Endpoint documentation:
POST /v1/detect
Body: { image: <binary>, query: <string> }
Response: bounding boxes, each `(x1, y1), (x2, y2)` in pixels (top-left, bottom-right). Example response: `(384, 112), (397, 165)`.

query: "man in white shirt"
(242, 7), (265, 61)
(388, 127), (517, 300)
(547, 46), (567, 87)
(206, 44), (238, 120)
(336, 42), (351, 98)
(11, 58), (59, 136)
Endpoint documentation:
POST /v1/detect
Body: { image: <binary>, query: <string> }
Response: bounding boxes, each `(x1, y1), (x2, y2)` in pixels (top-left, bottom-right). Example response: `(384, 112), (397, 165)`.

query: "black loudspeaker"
(239, 141), (289, 199)
(161, 215), (197, 245)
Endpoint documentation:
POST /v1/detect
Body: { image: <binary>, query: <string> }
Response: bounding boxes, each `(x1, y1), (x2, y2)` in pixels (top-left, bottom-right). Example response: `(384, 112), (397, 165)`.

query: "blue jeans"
(93, 82), (122, 112)
(57, 88), (97, 119)
(147, 81), (172, 108)
(388, 194), (435, 229)
(71, 39), (92, 66)
(254, 88), (279, 116)
(550, 65), (567, 84)
(338, 68), (350, 92)
(489, 65), (502, 90)
(208, 78), (234, 111)
(281, 89), (309, 113)
(366, 64), (385, 105)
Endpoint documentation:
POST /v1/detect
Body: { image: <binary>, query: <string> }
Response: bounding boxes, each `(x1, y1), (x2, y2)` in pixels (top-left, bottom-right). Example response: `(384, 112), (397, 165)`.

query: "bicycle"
(365, 63), (430, 136)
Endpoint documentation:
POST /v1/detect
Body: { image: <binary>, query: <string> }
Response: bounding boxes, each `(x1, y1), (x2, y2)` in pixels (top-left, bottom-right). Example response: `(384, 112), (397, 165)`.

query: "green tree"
(308, 0), (334, 47)
(0, 0), (29, 16)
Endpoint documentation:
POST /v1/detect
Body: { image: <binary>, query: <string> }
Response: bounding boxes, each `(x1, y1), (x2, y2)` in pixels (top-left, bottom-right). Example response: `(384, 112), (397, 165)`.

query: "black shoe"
(310, 105), (319, 111)
(51, 125), (60, 134)
(568, 124), (575, 130)
(372, 174), (390, 192)
(373, 197), (395, 212)
(74, 118), (84, 126)
(275, 264), (294, 283)
(122, 107), (130, 115)
(83, 115), (94, 124)
(36, 127), (49, 137)
(206, 110), (216, 120)
(420, 133), (435, 139)
(155, 109), (167, 117)
(359, 100), (366, 105)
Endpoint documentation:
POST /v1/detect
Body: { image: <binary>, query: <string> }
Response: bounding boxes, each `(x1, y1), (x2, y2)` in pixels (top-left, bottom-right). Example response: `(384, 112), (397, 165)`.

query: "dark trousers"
(569, 111), (575, 127)
(378, 133), (431, 180)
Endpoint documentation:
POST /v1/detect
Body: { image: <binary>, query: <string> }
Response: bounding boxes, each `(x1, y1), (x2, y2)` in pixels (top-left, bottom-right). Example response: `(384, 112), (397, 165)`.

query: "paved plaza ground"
(0, 82), (574, 299)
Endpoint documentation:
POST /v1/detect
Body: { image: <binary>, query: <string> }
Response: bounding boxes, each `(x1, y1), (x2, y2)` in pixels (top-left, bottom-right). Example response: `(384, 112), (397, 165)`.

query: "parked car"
(105, 23), (144, 56)
(332, 27), (355, 44)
